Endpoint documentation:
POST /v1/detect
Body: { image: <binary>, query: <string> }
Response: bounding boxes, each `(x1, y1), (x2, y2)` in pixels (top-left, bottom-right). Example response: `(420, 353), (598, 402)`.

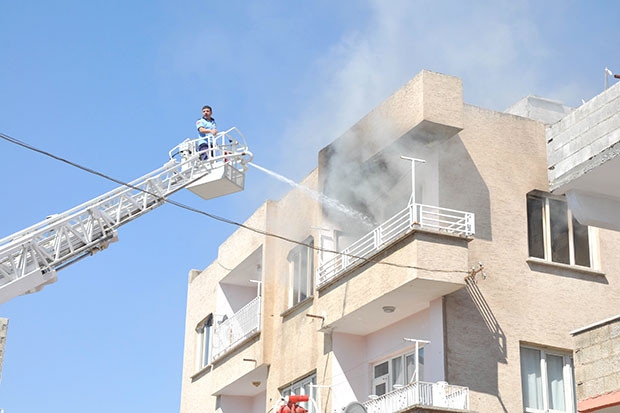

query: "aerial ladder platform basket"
(170, 129), (249, 200)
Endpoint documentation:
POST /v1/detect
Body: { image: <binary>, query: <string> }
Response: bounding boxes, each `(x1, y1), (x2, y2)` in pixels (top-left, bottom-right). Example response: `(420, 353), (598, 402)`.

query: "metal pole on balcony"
(401, 156), (425, 224)
(404, 338), (430, 383)
(250, 279), (262, 297)
(416, 341), (420, 382)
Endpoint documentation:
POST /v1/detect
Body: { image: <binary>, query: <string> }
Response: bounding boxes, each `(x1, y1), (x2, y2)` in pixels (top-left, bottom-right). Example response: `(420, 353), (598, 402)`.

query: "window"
(195, 314), (213, 370)
(520, 346), (576, 413)
(372, 348), (424, 396)
(527, 192), (594, 268)
(288, 237), (314, 307)
(281, 374), (317, 413)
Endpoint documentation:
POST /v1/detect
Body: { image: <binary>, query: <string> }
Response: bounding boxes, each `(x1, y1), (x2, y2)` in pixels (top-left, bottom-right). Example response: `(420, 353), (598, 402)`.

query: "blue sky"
(1, 1), (619, 412)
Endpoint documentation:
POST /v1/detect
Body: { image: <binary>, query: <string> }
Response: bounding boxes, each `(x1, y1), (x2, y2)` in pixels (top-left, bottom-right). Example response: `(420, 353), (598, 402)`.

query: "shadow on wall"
(439, 134), (491, 241)
(445, 278), (507, 407)
(465, 277), (506, 362)
(465, 277), (508, 412)
(526, 260), (609, 284)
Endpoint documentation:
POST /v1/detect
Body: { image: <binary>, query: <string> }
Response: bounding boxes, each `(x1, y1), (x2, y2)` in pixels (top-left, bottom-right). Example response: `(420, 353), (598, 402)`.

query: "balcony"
(211, 295), (261, 362)
(363, 381), (470, 413)
(317, 202), (475, 289)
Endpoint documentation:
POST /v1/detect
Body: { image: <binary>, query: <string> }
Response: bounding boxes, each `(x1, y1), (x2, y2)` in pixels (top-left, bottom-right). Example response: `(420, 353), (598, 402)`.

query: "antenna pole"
(400, 156), (426, 206)
(605, 67), (613, 90)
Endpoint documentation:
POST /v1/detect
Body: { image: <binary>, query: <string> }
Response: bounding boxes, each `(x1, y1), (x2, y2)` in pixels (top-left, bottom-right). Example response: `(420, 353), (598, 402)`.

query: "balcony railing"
(316, 202), (475, 288)
(363, 381), (470, 413)
(211, 296), (261, 362)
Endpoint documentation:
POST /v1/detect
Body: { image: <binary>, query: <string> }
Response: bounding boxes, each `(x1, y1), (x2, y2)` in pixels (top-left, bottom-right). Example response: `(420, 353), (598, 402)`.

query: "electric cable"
(0, 131), (469, 274)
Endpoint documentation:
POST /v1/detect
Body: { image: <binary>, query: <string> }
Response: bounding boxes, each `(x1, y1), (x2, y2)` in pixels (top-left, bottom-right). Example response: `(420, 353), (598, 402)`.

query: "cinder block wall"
(547, 80), (620, 191)
(572, 316), (620, 401)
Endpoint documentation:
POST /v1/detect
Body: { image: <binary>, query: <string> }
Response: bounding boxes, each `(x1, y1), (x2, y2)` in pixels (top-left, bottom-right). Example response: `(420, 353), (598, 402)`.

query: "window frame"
(371, 348), (424, 396)
(281, 373), (317, 413)
(527, 191), (597, 269)
(288, 236), (314, 307)
(520, 345), (576, 413)
(195, 314), (213, 370)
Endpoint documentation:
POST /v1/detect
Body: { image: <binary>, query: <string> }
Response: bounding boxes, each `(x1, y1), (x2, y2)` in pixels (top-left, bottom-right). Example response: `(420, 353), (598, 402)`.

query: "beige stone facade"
(179, 70), (620, 413)
(0, 317), (7, 382)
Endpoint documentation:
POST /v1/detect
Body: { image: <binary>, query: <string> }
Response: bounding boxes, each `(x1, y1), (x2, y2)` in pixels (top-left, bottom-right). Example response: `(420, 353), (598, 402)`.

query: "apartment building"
(179, 70), (620, 413)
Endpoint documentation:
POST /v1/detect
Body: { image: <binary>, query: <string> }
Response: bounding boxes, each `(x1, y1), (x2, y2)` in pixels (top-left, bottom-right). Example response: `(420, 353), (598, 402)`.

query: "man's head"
(202, 105), (212, 119)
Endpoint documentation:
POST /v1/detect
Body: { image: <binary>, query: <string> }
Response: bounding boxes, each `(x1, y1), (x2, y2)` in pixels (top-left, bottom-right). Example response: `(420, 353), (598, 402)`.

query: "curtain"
(392, 356), (404, 387)
(521, 347), (543, 409)
(547, 354), (566, 411)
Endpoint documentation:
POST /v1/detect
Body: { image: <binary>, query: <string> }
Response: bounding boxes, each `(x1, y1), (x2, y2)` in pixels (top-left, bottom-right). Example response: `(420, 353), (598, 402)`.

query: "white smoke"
(270, 0), (579, 182)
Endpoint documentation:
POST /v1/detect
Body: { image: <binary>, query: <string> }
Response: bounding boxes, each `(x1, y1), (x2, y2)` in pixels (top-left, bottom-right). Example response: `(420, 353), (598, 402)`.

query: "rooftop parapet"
(546, 81), (620, 230)
(319, 70), (464, 169)
(548, 81), (620, 191)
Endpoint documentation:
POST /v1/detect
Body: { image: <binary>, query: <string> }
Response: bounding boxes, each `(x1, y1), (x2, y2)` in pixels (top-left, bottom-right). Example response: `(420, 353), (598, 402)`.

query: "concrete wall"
(332, 333), (367, 408)
(443, 102), (620, 412)
(179, 204), (269, 413)
(548, 80), (620, 191)
(572, 315), (620, 411)
(259, 168), (325, 410)
(505, 95), (572, 125)
(442, 104), (549, 412)
(546, 80), (620, 232)
(219, 395), (252, 412)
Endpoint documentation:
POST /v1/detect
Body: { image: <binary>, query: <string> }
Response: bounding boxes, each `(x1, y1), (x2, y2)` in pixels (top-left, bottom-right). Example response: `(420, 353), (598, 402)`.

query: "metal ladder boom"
(0, 127), (252, 304)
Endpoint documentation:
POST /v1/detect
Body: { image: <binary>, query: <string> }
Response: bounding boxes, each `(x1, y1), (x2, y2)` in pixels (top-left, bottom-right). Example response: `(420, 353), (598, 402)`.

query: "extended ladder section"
(0, 127), (252, 304)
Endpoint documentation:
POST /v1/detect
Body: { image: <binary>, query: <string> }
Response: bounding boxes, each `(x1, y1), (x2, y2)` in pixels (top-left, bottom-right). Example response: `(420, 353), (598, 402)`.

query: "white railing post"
(468, 212), (475, 236)
(315, 267), (322, 288)
(409, 202), (417, 228)
(250, 280), (262, 332)
(373, 227), (382, 249)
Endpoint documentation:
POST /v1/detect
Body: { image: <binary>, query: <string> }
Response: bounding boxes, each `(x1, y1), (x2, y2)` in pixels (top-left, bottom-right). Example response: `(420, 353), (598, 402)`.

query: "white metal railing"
(211, 296), (261, 361)
(316, 202), (475, 287)
(363, 381), (470, 413)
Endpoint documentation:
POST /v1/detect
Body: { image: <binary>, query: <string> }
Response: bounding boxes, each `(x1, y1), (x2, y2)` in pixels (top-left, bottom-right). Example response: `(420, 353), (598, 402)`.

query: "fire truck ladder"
(0, 127), (252, 304)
